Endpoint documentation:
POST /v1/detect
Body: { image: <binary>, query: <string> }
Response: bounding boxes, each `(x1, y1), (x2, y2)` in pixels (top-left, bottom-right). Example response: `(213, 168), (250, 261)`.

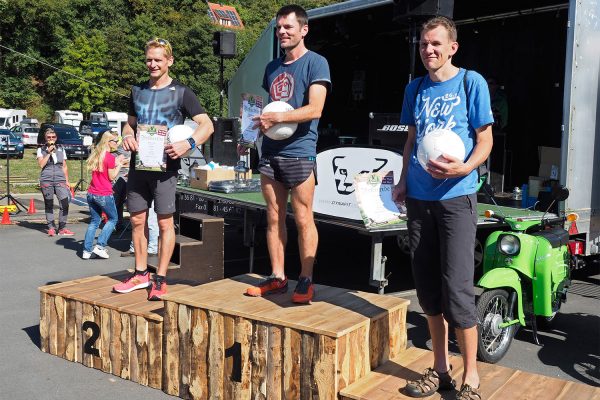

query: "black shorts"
(406, 194), (478, 329)
(126, 170), (177, 214)
(258, 156), (317, 189)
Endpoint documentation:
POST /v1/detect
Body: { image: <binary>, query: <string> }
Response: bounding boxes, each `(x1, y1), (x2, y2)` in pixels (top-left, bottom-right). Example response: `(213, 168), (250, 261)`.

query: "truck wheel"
(476, 289), (517, 363)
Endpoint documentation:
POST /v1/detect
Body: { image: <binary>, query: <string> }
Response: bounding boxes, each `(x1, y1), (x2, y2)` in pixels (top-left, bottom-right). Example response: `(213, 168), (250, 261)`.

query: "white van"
(54, 110), (84, 131)
(103, 111), (128, 135)
(0, 108), (27, 129)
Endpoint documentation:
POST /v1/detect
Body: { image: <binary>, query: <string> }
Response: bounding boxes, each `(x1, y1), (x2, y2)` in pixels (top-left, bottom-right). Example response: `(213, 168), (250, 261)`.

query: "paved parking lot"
(0, 194), (598, 398)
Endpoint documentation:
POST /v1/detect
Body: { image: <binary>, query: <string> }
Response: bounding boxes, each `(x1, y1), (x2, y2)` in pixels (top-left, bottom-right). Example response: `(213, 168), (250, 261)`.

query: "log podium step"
(339, 346), (600, 400)
(160, 274), (411, 399)
(148, 212), (224, 283)
(38, 271), (199, 389)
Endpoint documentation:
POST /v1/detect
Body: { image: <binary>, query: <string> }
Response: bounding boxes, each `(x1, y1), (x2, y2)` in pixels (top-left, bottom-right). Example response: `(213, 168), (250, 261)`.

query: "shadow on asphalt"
(16, 220), (47, 233)
(535, 312), (600, 386)
(23, 325), (41, 350)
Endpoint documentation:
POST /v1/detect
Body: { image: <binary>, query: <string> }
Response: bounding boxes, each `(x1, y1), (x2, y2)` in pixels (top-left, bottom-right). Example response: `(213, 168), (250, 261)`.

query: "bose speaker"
(393, 0), (454, 21)
(210, 117), (239, 165)
(212, 31), (237, 58)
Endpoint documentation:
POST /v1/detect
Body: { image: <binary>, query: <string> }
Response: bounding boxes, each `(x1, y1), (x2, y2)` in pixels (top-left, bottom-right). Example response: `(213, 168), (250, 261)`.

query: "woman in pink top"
(82, 130), (125, 259)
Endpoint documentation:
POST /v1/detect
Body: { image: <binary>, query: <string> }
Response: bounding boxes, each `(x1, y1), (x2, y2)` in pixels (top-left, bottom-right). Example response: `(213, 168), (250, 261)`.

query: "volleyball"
(262, 101), (297, 140)
(417, 128), (466, 172)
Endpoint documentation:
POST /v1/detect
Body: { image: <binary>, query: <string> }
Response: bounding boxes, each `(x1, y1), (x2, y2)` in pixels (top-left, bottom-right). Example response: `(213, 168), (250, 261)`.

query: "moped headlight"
(499, 235), (520, 255)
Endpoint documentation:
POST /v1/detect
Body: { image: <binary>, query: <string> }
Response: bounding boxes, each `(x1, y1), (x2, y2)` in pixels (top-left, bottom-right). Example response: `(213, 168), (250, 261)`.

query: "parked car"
(10, 125), (39, 146)
(0, 129), (25, 159)
(37, 123), (90, 159)
(79, 120), (110, 138)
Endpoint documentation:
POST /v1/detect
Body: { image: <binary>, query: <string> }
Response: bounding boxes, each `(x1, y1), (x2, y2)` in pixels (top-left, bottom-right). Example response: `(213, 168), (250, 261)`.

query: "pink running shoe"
(47, 228), (56, 237)
(112, 271), (151, 294)
(58, 228), (75, 236)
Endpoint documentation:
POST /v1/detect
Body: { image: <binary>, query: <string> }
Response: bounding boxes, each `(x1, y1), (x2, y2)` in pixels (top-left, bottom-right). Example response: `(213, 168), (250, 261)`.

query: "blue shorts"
(406, 194), (478, 329)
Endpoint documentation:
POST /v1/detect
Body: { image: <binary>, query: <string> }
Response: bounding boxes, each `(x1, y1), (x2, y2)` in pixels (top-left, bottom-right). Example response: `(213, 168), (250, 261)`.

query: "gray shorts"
(258, 156), (317, 189)
(406, 194), (478, 329)
(126, 170), (177, 214)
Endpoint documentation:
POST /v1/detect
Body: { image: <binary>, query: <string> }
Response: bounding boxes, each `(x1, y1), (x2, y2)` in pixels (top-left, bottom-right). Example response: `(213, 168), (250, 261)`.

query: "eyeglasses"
(146, 37), (173, 55)
(46, 136), (57, 139)
(109, 139), (119, 143)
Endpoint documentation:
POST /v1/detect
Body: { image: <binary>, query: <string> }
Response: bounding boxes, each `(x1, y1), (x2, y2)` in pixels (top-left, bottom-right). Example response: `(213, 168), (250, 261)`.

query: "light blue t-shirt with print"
(261, 50), (331, 158)
(400, 68), (494, 201)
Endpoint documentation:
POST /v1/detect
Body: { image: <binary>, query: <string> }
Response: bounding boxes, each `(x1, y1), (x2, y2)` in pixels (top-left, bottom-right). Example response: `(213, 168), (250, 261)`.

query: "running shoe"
(58, 228), (75, 236)
(292, 277), (314, 304)
(82, 250), (92, 260)
(246, 275), (288, 297)
(112, 271), (151, 293)
(148, 278), (167, 301)
(47, 228), (56, 237)
(92, 245), (109, 259)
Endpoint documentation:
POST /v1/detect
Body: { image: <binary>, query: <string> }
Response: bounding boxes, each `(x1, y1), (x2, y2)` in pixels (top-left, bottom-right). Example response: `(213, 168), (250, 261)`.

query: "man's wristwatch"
(186, 137), (196, 150)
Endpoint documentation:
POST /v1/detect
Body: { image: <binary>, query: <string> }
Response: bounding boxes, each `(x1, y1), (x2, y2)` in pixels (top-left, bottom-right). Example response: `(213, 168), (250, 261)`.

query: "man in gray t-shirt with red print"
(241, 4), (330, 304)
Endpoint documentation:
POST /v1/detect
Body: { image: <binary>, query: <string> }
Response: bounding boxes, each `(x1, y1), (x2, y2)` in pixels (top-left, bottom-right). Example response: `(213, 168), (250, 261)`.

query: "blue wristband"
(186, 137), (196, 150)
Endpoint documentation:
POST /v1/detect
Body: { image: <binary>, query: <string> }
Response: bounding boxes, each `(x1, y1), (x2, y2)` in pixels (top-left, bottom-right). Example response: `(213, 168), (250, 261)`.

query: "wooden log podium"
(38, 272), (201, 389)
(160, 274), (410, 400)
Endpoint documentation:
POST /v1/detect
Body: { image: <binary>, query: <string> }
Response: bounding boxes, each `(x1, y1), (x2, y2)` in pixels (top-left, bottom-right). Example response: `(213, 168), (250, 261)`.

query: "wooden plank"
(54, 296), (66, 358)
(39, 292), (50, 353)
(74, 301), (83, 363)
(119, 312), (130, 379)
(266, 325), (282, 400)
(300, 332), (315, 400)
(64, 299), (76, 362)
(48, 295), (58, 355)
(282, 327), (301, 399)
(189, 308), (209, 400)
(312, 335), (337, 400)
(250, 321), (268, 400)
(148, 320), (163, 389)
(81, 303), (94, 367)
(100, 307), (112, 373)
(163, 300), (180, 396)
(129, 314), (140, 383)
(556, 381), (600, 400)
(233, 316), (253, 400)
(223, 314), (235, 399)
(208, 310), (225, 399)
(136, 315), (149, 387)
(178, 304), (192, 398)
(110, 309), (123, 377)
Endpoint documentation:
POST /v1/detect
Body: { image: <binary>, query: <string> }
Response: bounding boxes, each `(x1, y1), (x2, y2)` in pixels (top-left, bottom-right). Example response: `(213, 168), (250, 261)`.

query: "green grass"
(1, 147), (91, 194)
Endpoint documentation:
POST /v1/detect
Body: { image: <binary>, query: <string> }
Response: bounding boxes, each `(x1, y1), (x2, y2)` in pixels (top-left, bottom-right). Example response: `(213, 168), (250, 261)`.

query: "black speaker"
(393, 0), (454, 21)
(212, 31), (237, 58)
(210, 117), (239, 165)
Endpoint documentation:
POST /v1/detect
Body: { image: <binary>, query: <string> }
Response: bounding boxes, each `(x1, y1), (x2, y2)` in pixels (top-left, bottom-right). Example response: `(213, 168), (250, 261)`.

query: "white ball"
(168, 124), (194, 157)
(417, 128), (466, 172)
(262, 101), (298, 140)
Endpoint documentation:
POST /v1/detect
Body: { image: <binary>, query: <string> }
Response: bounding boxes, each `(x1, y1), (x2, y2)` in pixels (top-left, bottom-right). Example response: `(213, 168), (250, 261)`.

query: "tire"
(476, 289), (518, 363)
(537, 313), (557, 329)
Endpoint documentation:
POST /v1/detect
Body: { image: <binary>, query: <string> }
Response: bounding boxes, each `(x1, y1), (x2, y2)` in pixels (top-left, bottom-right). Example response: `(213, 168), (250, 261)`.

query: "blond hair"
(87, 130), (117, 173)
(422, 16), (457, 42)
(145, 37), (173, 58)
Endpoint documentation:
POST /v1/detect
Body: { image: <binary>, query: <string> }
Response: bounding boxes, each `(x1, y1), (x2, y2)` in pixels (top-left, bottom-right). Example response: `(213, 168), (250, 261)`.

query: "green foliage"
(0, 0), (342, 120)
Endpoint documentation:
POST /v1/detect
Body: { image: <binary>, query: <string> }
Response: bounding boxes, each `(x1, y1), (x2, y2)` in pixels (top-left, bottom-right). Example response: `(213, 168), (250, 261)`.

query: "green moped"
(475, 186), (580, 363)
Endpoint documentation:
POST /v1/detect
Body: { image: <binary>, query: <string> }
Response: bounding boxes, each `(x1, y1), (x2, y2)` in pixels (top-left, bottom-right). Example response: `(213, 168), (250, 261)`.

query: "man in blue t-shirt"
(392, 17), (493, 399)
(240, 4), (331, 304)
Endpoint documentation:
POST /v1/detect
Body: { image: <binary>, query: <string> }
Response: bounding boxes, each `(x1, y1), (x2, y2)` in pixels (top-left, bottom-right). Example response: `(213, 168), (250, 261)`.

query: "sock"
(134, 269), (148, 275)
(154, 274), (166, 282)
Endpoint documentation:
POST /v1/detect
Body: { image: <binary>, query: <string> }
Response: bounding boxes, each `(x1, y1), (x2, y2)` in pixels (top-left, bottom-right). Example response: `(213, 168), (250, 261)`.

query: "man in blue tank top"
(242, 5), (331, 304)
(392, 17), (493, 400)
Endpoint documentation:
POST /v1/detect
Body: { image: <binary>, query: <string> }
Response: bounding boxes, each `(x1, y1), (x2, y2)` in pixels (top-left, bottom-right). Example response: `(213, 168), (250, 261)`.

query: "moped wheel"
(476, 289), (517, 363)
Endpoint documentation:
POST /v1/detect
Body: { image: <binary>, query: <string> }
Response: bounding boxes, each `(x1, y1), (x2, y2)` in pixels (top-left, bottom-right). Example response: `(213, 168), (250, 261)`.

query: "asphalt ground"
(0, 192), (598, 399)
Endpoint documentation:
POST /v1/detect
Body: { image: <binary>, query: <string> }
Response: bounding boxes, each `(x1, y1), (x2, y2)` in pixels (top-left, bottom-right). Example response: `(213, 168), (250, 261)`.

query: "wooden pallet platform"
(161, 274), (410, 399)
(339, 346), (600, 400)
(38, 271), (199, 389)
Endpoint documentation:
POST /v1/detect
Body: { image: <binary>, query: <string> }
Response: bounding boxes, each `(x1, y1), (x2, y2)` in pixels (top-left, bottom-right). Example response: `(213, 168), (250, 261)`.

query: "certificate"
(354, 170), (407, 229)
(239, 93), (263, 148)
(135, 124), (168, 171)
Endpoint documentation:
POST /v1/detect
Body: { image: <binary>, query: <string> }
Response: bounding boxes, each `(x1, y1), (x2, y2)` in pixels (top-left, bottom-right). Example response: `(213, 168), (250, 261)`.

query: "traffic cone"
(27, 198), (37, 214)
(1, 208), (11, 225)
(70, 186), (75, 198)
(101, 212), (108, 223)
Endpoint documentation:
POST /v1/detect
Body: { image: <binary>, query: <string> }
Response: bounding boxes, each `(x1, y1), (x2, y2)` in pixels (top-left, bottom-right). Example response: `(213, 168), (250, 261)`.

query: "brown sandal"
(402, 366), (456, 398)
(456, 383), (482, 400)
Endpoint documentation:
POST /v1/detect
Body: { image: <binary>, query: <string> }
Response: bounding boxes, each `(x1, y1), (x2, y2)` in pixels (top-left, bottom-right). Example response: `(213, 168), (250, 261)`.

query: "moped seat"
(531, 228), (569, 248)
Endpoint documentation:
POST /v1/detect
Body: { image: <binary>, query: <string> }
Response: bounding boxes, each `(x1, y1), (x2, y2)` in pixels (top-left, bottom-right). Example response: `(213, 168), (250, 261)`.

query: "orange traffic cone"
(1, 208), (11, 225)
(70, 186), (76, 198)
(101, 212), (108, 223)
(27, 198), (37, 214)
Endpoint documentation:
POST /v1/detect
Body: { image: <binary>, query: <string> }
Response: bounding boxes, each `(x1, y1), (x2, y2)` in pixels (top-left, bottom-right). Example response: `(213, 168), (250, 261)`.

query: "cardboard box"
(190, 167), (235, 190)
(538, 146), (561, 179)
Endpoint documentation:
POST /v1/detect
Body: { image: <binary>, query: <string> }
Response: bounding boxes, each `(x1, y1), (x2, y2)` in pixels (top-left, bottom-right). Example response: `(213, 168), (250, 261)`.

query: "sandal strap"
(457, 383), (482, 400)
